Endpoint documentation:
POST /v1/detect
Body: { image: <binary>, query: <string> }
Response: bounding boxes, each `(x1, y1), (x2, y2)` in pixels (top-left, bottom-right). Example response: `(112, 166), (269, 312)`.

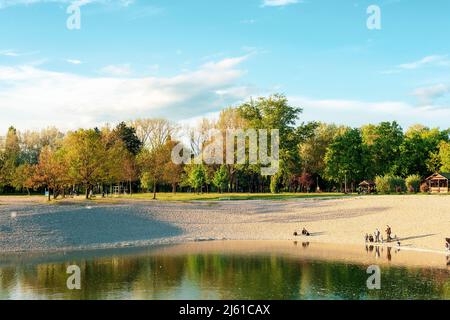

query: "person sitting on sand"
(293, 228), (311, 237)
(368, 234), (374, 243)
(365, 234), (369, 243)
(446, 238), (450, 251)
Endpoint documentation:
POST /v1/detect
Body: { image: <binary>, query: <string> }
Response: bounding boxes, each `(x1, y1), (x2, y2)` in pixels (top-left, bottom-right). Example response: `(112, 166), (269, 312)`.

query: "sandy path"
(0, 195), (449, 253)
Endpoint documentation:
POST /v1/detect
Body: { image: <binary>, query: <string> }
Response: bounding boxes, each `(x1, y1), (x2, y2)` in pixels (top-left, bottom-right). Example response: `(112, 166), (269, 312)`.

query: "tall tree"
(189, 164), (208, 194)
(62, 129), (108, 199)
(112, 122), (143, 156)
(238, 94), (303, 192)
(362, 121), (404, 177)
(300, 123), (348, 178)
(130, 118), (177, 150)
(213, 165), (229, 193)
(32, 147), (66, 201)
(324, 128), (367, 191)
(0, 127), (21, 188)
(12, 164), (35, 195)
(122, 154), (139, 196)
(398, 126), (447, 177)
(438, 141), (450, 172)
(137, 143), (171, 200)
(163, 139), (184, 194)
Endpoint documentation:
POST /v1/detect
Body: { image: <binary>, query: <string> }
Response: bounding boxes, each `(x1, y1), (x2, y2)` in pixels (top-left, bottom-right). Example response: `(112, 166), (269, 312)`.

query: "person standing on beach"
(386, 225), (392, 242)
(375, 229), (381, 243)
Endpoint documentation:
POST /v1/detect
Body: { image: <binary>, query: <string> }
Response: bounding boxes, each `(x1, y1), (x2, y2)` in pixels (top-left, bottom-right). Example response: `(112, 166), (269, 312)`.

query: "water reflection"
(0, 242), (449, 300)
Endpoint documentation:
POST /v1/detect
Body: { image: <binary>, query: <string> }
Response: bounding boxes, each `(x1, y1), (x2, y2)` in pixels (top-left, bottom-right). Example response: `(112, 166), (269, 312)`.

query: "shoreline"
(1, 195), (449, 260)
(1, 240), (449, 271)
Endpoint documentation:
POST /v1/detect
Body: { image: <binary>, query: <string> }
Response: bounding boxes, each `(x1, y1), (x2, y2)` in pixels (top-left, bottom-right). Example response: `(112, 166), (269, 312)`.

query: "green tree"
(324, 128), (366, 191)
(300, 123), (346, 177)
(12, 164), (35, 195)
(163, 139), (184, 193)
(438, 141), (450, 171)
(398, 126), (447, 177)
(189, 165), (207, 194)
(362, 121), (404, 177)
(62, 129), (108, 199)
(0, 127), (21, 189)
(238, 94), (303, 191)
(112, 122), (143, 156)
(213, 165), (229, 193)
(137, 142), (171, 200)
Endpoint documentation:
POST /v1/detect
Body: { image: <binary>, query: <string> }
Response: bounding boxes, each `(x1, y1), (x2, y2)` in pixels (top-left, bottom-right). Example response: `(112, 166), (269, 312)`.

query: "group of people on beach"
(294, 226), (450, 252)
(293, 227), (311, 237)
(365, 225), (399, 245)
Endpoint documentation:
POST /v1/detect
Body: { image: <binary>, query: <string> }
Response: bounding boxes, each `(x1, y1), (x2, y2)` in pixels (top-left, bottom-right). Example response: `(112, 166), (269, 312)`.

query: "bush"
(375, 175), (406, 194)
(270, 175), (280, 194)
(405, 174), (422, 193)
(420, 182), (430, 193)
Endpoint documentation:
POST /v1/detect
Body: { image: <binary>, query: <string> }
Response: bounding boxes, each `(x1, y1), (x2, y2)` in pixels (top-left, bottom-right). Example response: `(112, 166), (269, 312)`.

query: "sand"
(0, 195), (449, 255)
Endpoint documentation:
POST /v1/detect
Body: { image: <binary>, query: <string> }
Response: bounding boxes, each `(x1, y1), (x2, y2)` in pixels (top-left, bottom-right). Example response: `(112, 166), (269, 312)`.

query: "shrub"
(270, 175), (280, 194)
(375, 175), (406, 194)
(405, 174), (422, 193)
(420, 182), (430, 193)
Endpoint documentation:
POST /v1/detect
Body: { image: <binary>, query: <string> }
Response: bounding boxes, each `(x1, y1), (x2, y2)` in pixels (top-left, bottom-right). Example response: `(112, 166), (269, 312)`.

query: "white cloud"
(240, 19), (256, 24)
(0, 50), (19, 57)
(0, 0), (132, 9)
(291, 96), (450, 129)
(398, 55), (450, 70)
(412, 83), (450, 105)
(0, 49), (39, 57)
(261, 0), (299, 7)
(0, 56), (250, 132)
(99, 64), (132, 76)
(66, 59), (83, 65)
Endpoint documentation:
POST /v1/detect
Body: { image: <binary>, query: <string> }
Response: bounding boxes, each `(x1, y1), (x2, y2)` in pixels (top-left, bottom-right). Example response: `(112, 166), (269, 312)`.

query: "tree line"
(0, 94), (449, 200)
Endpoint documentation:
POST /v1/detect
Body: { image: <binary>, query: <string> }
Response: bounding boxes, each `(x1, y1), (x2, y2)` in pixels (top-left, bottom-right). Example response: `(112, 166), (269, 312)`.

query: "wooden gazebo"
(425, 173), (450, 193)
(358, 180), (375, 194)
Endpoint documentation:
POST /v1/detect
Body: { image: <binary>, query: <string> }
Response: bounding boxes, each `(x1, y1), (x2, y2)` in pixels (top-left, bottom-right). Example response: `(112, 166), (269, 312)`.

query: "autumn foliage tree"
(138, 143), (171, 200)
(33, 147), (66, 201)
(12, 164), (35, 195)
(62, 129), (109, 199)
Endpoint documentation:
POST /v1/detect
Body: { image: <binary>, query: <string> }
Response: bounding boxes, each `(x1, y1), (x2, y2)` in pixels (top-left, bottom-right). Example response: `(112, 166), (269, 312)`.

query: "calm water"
(0, 243), (449, 300)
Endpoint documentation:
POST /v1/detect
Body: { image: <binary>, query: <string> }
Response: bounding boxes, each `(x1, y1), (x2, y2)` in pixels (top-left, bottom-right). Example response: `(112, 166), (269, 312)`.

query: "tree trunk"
(48, 188), (51, 202)
(172, 183), (177, 194)
(85, 185), (90, 199)
(153, 182), (157, 200)
(129, 180), (132, 196)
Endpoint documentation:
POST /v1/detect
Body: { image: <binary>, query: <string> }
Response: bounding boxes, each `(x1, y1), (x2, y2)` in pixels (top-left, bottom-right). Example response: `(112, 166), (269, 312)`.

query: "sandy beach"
(0, 195), (449, 254)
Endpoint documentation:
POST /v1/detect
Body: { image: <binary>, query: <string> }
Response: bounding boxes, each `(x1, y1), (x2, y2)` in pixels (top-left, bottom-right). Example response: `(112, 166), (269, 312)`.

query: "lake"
(0, 241), (449, 300)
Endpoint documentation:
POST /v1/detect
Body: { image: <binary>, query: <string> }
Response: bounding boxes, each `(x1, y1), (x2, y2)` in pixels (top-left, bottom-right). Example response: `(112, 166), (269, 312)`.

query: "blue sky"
(1, 0), (450, 132)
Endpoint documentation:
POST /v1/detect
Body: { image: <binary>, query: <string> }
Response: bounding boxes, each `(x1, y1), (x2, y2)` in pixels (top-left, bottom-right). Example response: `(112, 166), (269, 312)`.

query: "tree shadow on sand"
(396, 234), (437, 242)
(256, 207), (390, 223)
(3, 206), (183, 250)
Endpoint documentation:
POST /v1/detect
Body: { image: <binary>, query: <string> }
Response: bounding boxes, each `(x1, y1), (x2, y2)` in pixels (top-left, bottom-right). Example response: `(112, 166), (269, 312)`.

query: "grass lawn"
(113, 192), (349, 201)
(2, 192), (447, 204)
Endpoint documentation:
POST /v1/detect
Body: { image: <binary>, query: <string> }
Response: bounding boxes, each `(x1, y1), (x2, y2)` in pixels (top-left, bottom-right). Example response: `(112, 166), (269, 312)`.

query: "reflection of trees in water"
(0, 253), (449, 300)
